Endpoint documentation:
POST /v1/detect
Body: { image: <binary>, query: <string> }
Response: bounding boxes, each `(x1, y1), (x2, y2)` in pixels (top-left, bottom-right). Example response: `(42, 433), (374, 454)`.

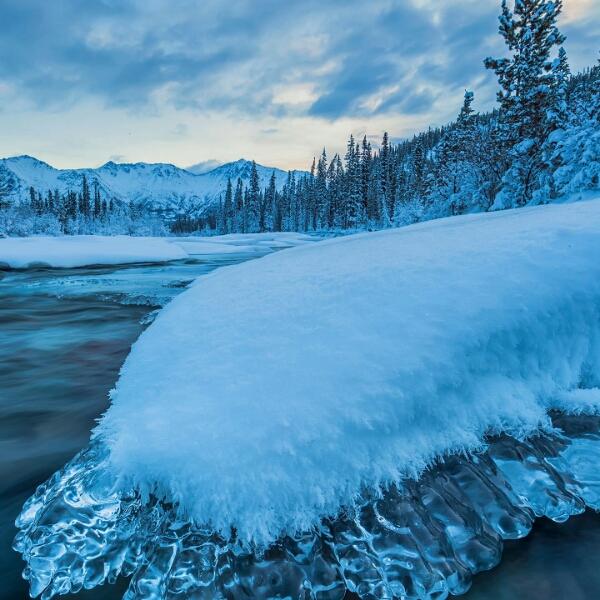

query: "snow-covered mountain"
(0, 155), (305, 215)
(185, 159), (223, 175)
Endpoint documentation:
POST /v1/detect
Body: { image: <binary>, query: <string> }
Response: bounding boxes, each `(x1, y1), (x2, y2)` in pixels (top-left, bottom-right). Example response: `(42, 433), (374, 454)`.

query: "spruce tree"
(266, 171), (277, 231)
(80, 175), (91, 216)
(29, 186), (36, 211)
(430, 90), (479, 215)
(316, 150), (328, 229)
(247, 161), (261, 232)
(230, 178), (242, 233)
(379, 132), (393, 226)
(287, 172), (298, 231)
(485, 0), (565, 205)
(93, 181), (102, 218)
(343, 135), (362, 228)
(223, 178), (233, 234)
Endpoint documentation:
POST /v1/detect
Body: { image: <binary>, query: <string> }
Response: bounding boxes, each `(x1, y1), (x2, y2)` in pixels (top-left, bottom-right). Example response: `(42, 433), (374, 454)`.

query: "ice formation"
(14, 414), (600, 599)
(13, 197), (600, 598)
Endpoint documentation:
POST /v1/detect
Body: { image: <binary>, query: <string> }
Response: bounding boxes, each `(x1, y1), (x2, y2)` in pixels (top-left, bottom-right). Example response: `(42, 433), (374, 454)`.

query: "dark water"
(1, 259), (600, 600)
(463, 512), (600, 599)
(0, 257), (252, 600)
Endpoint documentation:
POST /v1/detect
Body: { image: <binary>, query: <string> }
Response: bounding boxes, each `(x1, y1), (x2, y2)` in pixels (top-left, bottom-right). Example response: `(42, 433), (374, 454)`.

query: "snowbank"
(170, 240), (259, 255)
(96, 198), (600, 546)
(169, 232), (320, 255)
(0, 232), (320, 268)
(0, 235), (188, 269)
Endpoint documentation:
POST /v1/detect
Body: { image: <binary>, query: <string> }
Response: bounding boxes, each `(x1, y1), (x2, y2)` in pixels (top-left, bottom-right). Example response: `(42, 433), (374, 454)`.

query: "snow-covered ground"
(95, 197), (600, 546)
(168, 232), (319, 255)
(0, 232), (320, 268)
(0, 235), (188, 269)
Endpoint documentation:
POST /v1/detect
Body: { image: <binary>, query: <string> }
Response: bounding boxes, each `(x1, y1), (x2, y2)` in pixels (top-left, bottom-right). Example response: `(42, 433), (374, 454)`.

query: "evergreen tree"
(379, 132), (393, 225)
(286, 171), (298, 231)
(79, 175), (91, 216)
(485, 0), (565, 205)
(93, 181), (102, 218)
(223, 178), (233, 234)
(315, 149), (328, 229)
(411, 142), (428, 202)
(360, 136), (378, 223)
(343, 135), (362, 228)
(233, 177), (245, 233)
(247, 161), (261, 232)
(266, 171), (278, 231)
(29, 186), (37, 211)
(430, 91), (479, 214)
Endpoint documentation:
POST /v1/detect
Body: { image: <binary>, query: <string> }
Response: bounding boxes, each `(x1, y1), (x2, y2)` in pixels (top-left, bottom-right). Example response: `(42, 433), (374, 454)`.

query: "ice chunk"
(94, 198), (600, 546)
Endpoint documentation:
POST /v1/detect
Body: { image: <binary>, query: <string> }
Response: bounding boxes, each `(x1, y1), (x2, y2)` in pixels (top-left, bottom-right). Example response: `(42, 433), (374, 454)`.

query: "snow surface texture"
(0, 232), (319, 269)
(96, 197), (600, 546)
(0, 235), (188, 269)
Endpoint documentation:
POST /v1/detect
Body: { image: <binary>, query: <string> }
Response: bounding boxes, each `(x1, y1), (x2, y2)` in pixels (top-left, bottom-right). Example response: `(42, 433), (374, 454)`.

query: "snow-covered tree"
(246, 161), (261, 232)
(485, 0), (565, 206)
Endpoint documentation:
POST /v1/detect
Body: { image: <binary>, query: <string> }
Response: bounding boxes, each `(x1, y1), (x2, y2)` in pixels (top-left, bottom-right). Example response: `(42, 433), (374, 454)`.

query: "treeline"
(193, 0), (598, 235)
(0, 175), (166, 236)
(2, 1), (598, 238)
(27, 176), (113, 227)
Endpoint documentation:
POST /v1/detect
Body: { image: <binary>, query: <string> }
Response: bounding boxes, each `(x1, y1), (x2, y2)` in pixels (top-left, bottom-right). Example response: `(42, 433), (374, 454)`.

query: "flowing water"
(1, 253), (599, 600)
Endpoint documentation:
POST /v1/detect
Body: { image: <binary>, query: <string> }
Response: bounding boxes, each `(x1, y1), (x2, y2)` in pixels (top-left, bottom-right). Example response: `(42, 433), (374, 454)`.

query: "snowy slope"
(185, 159), (223, 175)
(0, 155), (305, 214)
(96, 197), (600, 546)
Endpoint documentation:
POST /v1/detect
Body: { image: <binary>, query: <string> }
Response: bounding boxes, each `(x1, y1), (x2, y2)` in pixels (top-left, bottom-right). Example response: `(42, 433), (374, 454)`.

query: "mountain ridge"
(0, 155), (307, 215)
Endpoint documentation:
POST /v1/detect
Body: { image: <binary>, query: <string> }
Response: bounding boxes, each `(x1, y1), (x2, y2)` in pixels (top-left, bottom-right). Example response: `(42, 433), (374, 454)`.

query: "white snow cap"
(97, 198), (600, 545)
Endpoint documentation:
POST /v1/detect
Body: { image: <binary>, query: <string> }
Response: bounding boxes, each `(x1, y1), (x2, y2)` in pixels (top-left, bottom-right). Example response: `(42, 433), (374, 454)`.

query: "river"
(1, 252), (599, 600)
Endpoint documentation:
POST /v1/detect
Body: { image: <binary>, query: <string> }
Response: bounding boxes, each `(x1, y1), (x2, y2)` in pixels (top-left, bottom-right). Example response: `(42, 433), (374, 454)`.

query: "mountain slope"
(185, 160), (223, 175)
(0, 155), (306, 215)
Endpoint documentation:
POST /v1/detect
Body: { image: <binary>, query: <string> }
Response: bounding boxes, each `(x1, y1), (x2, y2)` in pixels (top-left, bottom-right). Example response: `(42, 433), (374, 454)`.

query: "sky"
(0, 0), (597, 171)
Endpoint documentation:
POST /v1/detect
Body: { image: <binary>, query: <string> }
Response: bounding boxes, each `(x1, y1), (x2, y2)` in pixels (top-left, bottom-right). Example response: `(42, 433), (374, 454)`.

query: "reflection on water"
(1, 256), (600, 600)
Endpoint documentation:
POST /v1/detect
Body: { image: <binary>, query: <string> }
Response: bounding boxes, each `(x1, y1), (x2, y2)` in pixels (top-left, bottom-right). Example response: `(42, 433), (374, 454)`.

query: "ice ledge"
(14, 412), (600, 600)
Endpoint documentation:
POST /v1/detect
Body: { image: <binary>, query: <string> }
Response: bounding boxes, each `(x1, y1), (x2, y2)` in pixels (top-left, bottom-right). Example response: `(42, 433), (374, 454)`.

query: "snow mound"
(170, 232), (320, 256)
(0, 232), (320, 269)
(0, 235), (188, 269)
(96, 198), (600, 546)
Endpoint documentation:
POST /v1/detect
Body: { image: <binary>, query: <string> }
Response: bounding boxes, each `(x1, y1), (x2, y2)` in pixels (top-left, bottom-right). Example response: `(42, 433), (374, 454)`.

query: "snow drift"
(0, 235), (188, 269)
(96, 198), (600, 546)
(0, 232), (319, 269)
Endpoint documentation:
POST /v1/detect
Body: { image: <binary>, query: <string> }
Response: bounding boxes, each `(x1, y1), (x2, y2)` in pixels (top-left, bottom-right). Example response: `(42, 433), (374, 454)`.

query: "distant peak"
(7, 154), (49, 165)
(185, 159), (224, 175)
(99, 160), (181, 171)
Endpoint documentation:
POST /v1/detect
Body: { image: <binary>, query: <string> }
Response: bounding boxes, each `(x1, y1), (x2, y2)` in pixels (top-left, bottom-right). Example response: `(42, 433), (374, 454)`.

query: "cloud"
(0, 0), (504, 120)
(172, 123), (189, 137)
(0, 0), (597, 169)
